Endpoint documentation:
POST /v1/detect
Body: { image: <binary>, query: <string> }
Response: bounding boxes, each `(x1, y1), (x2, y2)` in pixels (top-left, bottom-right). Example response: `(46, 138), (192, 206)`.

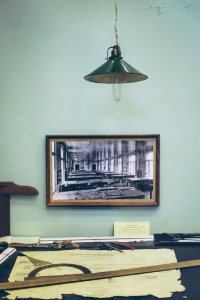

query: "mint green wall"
(0, 0), (200, 237)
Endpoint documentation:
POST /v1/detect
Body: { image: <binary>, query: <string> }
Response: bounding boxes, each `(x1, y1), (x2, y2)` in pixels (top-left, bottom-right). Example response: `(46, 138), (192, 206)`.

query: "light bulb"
(112, 78), (121, 103)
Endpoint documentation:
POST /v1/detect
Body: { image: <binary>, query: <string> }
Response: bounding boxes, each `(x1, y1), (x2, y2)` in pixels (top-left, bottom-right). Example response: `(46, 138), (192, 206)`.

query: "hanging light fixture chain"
(114, 0), (119, 45)
(84, 0), (148, 87)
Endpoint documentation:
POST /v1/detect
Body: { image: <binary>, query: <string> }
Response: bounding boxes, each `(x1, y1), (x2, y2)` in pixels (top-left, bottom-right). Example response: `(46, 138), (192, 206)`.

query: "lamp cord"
(114, 0), (119, 46)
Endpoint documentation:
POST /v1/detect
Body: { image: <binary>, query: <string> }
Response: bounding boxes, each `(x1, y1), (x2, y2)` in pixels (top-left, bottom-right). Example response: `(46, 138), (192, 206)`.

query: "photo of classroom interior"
(51, 139), (154, 201)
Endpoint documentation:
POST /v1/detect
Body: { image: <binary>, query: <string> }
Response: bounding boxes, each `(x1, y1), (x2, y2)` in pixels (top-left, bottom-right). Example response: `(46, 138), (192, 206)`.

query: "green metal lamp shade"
(84, 45), (148, 84)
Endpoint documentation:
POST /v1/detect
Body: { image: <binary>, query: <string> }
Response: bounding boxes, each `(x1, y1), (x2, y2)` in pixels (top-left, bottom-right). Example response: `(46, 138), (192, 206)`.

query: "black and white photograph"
(46, 135), (160, 206)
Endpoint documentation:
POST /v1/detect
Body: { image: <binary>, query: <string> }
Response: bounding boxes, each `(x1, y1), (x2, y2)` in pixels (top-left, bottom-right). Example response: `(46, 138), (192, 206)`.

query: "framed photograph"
(46, 135), (160, 206)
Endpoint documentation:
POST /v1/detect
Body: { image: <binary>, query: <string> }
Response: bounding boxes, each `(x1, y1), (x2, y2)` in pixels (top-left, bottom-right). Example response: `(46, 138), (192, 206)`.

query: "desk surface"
(0, 244), (200, 300)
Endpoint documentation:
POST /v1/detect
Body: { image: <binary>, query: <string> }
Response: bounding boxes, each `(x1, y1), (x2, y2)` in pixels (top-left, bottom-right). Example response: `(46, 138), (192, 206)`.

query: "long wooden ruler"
(1, 259), (200, 290)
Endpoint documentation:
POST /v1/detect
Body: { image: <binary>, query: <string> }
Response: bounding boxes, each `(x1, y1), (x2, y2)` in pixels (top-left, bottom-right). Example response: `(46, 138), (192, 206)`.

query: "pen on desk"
(102, 243), (123, 253)
(178, 239), (200, 243)
(111, 242), (135, 250)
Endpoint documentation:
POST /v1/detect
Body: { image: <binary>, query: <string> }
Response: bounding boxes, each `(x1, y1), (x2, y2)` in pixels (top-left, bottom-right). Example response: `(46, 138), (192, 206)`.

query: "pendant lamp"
(84, 0), (148, 102)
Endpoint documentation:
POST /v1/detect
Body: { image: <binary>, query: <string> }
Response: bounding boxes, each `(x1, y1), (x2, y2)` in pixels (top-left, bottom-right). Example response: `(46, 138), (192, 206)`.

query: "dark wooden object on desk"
(0, 244), (200, 300)
(0, 182), (39, 237)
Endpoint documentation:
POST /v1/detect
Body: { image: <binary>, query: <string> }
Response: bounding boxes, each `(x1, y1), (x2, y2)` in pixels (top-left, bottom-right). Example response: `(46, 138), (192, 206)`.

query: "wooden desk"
(0, 244), (200, 299)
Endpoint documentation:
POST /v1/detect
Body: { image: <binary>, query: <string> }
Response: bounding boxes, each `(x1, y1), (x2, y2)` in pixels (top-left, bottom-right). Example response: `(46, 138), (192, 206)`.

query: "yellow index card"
(114, 221), (150, 236)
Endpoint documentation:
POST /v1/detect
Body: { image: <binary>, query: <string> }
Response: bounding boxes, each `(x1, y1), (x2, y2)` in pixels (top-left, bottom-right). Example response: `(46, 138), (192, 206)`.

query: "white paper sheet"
(7, 249), (185, 299)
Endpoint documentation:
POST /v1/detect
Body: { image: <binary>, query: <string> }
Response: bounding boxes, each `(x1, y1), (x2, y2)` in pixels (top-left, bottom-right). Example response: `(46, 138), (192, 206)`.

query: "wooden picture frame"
(46, 135), (160, 206)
